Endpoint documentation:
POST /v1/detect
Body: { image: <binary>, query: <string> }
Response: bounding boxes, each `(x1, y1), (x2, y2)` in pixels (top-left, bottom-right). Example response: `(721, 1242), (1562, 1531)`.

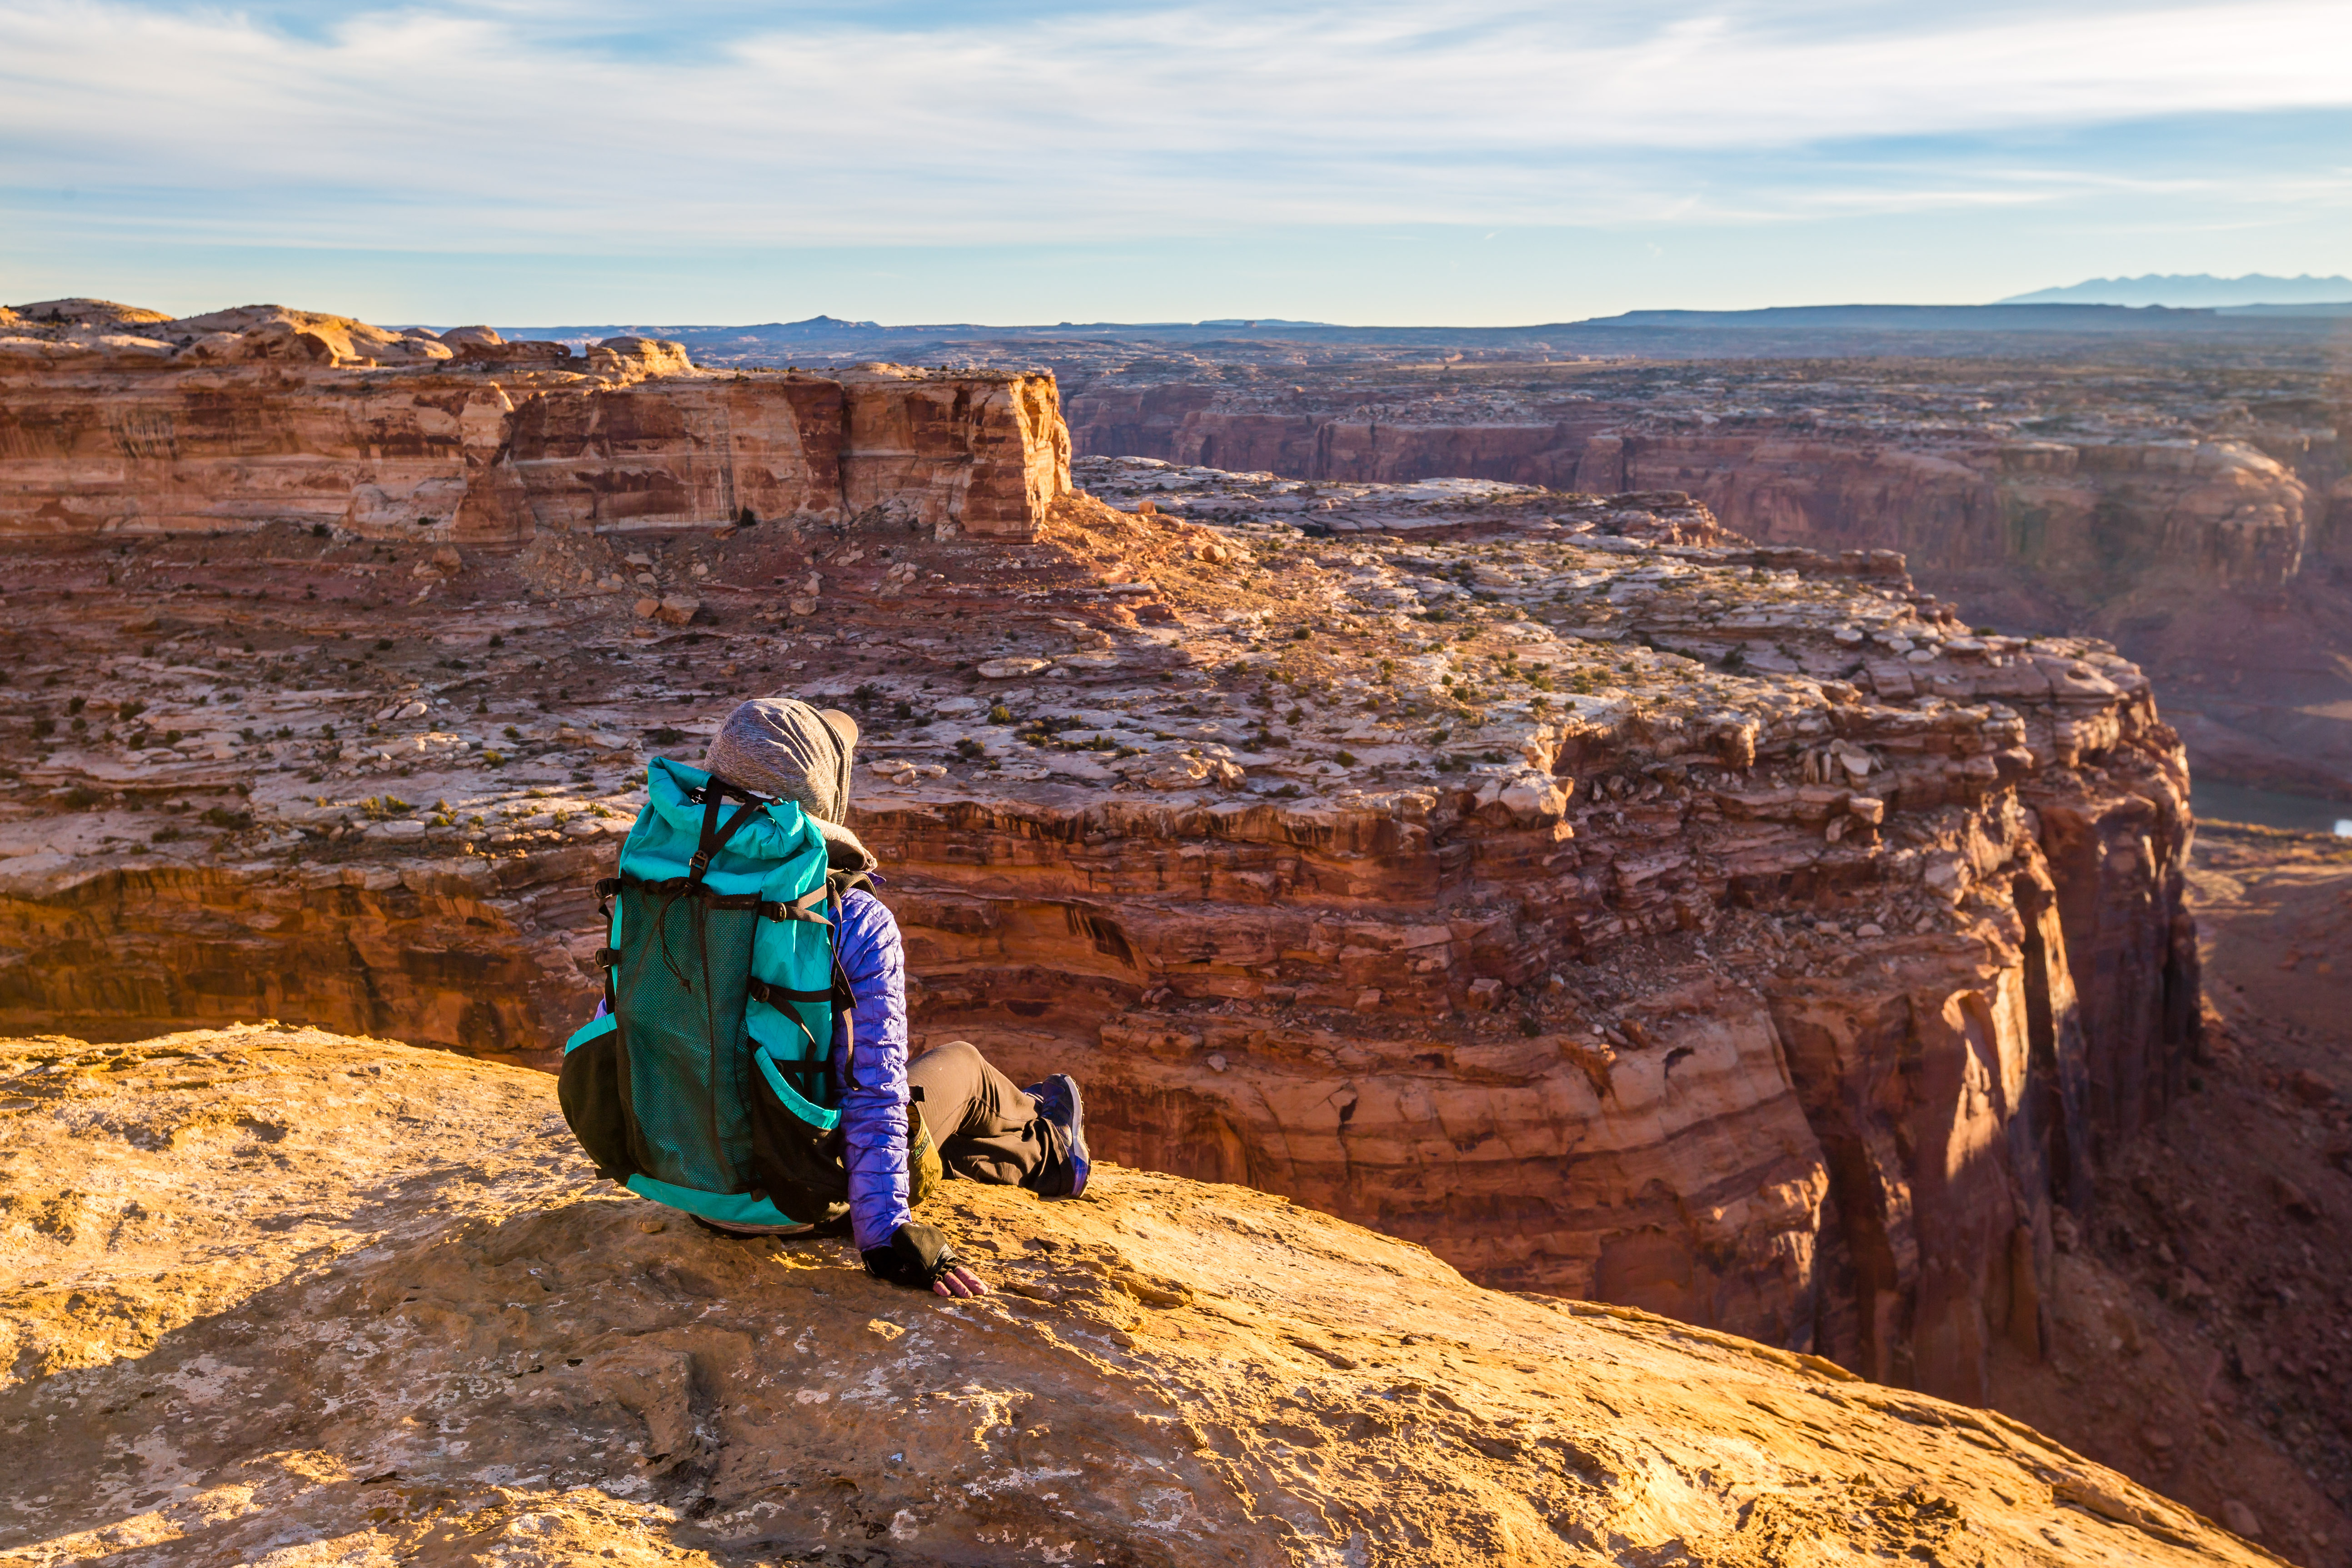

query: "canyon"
(464, 306), (2352, 801)
(1054, 351), (2352, 803)
(0, 295), (2344, 1561)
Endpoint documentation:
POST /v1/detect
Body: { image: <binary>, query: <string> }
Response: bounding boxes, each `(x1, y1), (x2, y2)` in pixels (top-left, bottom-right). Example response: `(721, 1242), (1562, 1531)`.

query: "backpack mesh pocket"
(747, 1049), (851, 1220)
(558, 1016), (634, 1183)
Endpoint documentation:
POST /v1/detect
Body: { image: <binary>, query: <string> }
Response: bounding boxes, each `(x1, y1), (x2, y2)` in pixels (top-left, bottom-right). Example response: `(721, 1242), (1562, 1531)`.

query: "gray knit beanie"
(704, 698), (860, 822)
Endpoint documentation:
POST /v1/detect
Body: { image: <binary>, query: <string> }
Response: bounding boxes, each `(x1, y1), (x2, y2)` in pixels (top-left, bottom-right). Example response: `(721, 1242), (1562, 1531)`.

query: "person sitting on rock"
(696, 697), (1091, 1297)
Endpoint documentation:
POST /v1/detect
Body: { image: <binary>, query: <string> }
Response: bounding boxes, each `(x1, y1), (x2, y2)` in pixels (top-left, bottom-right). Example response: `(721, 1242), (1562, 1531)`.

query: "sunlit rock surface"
(0, 299), (1067, 544)
(0, 1026), (2272, 1568)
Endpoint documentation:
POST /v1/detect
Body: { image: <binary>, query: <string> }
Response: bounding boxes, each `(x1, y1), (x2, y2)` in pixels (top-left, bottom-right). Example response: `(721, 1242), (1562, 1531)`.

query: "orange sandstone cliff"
(0, 301), (1068, 543)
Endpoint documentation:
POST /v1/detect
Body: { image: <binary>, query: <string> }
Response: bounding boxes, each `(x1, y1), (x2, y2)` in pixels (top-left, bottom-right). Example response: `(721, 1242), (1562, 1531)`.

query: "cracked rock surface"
(0, 1025), (2273, 1568)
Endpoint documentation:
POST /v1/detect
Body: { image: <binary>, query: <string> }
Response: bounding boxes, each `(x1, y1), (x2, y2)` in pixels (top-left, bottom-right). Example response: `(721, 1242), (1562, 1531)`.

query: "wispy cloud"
(4, 0), (2349, 250)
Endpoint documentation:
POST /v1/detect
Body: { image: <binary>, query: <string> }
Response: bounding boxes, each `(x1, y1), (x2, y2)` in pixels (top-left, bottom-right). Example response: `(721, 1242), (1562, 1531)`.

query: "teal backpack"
(558, 756), (862, 1230)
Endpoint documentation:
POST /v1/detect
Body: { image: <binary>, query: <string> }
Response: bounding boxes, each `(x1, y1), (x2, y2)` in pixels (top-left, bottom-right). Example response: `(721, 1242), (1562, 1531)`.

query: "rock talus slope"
(0, 1027), (2281, 1568)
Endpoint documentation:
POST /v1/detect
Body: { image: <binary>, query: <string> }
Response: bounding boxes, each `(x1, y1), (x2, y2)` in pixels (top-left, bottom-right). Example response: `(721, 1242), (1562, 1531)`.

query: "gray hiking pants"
(908, 1039), (1049, 1188)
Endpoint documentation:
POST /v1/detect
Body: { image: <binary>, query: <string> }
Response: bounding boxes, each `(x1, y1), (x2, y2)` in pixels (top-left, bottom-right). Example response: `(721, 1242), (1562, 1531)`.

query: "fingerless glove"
(862, 1222), (959, 1289)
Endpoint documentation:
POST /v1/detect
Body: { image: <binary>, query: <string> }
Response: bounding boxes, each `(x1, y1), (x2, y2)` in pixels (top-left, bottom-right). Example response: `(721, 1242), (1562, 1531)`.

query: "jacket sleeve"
(833, 888), (911, 1253)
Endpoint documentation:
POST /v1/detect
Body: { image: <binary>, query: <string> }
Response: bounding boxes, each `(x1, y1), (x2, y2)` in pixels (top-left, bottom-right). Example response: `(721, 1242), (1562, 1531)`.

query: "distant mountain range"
(2000, 273), (2352, 308)
(471, 297), (2352, 370)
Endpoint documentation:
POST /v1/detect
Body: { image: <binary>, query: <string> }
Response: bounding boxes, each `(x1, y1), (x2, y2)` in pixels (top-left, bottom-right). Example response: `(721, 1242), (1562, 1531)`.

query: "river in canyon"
(2192, 779), (2352, 836)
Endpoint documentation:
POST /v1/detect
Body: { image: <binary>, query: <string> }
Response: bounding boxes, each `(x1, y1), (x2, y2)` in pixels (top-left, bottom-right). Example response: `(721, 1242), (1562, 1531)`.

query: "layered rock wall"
(1069, 379), (2347, 791)
(1579, 432), (2312, 601)
(1070, 391), (2310, 604)
(1073, 385), (1615, 489)
(0, 310), (1070, 544)
(0, 850), (596, 1069)
(869, 647), (2195, 1401)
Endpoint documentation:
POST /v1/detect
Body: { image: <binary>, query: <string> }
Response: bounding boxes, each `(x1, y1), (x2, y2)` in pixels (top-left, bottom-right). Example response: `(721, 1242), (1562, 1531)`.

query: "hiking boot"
(1025, 1074), (1090, 1199)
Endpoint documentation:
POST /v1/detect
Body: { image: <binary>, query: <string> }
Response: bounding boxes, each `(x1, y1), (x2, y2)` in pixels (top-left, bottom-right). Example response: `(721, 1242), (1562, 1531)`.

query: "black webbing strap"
(830, 929), (859, 1092)
(751, 974), (832, 1089)
(688, 791), (766, 882)
(620, 874), (763, 909)
(764, 1053), (832, 1102)
(748, 977), (834, 1007)
(759, 887), (832, 926)
(595, 877), (621, 1013)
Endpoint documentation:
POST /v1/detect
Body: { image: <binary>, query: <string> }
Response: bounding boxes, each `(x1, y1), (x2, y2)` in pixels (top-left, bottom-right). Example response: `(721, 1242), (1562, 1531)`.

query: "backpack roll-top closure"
(570, 756), (851, 1230)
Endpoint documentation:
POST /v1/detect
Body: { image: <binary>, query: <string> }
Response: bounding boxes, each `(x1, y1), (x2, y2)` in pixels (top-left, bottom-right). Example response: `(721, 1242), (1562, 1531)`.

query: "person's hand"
(933, 1263), (989, 1299)
(864, 1221), (988, 1294)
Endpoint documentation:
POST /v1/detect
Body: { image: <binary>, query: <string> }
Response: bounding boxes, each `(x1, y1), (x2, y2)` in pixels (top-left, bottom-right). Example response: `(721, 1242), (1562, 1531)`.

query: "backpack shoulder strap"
(823, 874), (871, 1091)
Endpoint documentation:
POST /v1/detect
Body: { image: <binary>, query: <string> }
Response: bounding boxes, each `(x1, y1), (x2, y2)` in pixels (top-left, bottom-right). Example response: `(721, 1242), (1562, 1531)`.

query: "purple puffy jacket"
(827, 887), (914, 1252)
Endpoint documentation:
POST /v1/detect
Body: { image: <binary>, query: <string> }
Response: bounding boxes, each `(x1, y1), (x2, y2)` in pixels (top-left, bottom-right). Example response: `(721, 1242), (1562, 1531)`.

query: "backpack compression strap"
(743, 894), (864, 1099)
(685, 781), (769, 882)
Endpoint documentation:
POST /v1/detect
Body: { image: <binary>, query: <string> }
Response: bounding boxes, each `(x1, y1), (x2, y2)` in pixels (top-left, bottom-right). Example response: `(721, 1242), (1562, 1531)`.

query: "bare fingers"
(933, 1265), (990, 1298)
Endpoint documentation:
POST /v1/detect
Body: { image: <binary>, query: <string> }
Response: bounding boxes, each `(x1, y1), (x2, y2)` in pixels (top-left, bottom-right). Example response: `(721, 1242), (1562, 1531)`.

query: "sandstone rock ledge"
(0, 1028), (2269, 1567)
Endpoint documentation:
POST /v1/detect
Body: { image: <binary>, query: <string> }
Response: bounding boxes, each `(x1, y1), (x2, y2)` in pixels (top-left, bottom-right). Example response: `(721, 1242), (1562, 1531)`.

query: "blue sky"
(2, 0), (2347, 324)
